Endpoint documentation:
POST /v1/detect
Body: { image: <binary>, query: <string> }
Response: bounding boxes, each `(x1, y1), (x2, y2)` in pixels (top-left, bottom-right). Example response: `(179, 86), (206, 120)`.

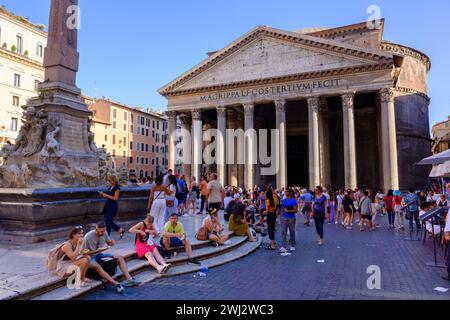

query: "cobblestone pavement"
(82, 215), (450, 300)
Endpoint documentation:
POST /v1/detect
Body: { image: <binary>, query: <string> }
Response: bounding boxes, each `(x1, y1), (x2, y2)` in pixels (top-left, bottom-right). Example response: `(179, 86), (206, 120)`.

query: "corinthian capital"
(217, 106), (227, 118)
(192, 109), (202, 121)
(167, 111), (177, 121)
(243, 103), (254, 116)
(341, 92), (355, 109)
(275, 99), (286, 113)
(380, 88), (395, 103)
(179, 113), (191, 127)
(307, 97), (319, 113)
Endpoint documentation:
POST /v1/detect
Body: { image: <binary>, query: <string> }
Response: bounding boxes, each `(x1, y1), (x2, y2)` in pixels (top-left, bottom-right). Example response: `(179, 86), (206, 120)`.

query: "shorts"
(90, 253), (114, 267)
(362, 214), (373, 221)
(161, 237), (183, 248)
(209, 202), (221, 211)
(337, 204), (343, 211)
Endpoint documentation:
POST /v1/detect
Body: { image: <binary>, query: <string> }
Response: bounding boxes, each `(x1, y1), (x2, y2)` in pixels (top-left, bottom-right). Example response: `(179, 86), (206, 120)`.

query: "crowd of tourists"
(46, 169), (450, 293)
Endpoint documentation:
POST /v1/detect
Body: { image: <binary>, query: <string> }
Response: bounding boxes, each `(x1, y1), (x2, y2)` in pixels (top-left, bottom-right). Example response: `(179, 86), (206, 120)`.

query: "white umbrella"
(418, 149), (450, 165)
(429, 160), (450, 178)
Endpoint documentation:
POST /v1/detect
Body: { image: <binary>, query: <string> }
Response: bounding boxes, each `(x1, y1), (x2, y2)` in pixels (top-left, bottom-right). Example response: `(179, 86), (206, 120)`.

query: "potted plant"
(11, 45), (16, 52)
(24, 50), (29, 56)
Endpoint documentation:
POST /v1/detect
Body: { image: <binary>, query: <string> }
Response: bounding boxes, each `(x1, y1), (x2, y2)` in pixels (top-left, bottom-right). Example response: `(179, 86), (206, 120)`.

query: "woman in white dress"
(147, 176), (171, 234)
(165, 175), (179, 222)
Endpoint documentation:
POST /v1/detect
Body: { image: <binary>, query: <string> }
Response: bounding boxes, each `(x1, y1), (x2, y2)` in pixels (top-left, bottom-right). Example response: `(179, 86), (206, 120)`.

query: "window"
(157, 121), (160, 130)
(152, 159), (155, 165)
(152, 145), (155, 152)
(124, 112), (128, 121)
(145, 158), (148, 165)
(10, 118), (18, 132)
(12, 96), (19, 106)
(141, 128), (145, 135)
(112, 135), (116, 144)
(113, 121), (116, 129)
(156, 146), (159, 153)
(16, 34), (23, 55)
(36, 42), (43, 57)
(123, 137), (127, 145)
(123, 124), (127, 131)
(446, 122), (449, 128)
(13, 74), (21, 87)
(112, 149), (116, 156)
(152, 131), (155, 138)
(104, 135), (107, 142)
(156, 158), (159, 165)
(146, 129), (149, 137)
(34, 80), (40, 92)
(141, 144), (144, 152)
(145, 144), (148, 152)
(137, 142), (140, 151)
(152, 120), (155, 129)
(131, 114), (134, 123)
(113, 109), (117, 118)
(141, 117), (145, 125)
(137, 156), (140, 163)
(131, 125), (134, 132)
(130, 141), (133, 150)
(129, 157), (133, 164)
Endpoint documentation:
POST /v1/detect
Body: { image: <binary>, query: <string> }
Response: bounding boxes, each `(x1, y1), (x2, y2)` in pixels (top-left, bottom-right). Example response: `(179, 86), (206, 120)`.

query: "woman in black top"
(343, 190), (356, 230)
(99, 175), (124, 238)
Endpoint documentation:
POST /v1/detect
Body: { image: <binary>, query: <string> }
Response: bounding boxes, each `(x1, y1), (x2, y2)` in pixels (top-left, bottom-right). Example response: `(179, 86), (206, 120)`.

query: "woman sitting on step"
(228, 203), (257, 242)
(202, 208), (229, 247)
(129, 215), (171, 274)
(46, 226), (93, 287)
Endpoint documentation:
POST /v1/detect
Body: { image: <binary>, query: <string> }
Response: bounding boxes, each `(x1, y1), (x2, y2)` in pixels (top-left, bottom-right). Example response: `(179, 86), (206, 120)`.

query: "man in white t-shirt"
(163, 169), (173, 187)
(207, 173), (225, 211)
(223, 192), (234, 210)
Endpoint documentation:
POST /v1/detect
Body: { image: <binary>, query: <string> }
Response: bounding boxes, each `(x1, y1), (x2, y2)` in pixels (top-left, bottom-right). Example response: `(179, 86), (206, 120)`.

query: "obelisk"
(0, 0), (107, 188)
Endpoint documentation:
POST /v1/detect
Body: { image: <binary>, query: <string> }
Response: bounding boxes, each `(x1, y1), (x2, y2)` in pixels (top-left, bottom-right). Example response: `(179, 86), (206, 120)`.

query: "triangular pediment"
(159, 26), (393, 95)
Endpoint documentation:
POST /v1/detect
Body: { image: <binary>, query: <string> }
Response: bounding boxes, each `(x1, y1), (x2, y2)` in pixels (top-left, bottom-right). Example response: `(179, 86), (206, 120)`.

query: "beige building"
(0, 8), (47, 144)
(160, 20), (432, 191)
(87, 98), (168, 178)
(432, 116), (450, 154)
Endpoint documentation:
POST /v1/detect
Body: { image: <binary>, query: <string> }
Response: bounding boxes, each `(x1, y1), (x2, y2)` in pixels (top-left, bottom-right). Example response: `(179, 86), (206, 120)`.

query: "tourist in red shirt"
(384, 190), (395, 229)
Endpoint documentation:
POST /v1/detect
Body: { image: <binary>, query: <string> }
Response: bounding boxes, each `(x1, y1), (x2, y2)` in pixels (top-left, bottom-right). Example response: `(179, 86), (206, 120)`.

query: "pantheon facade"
(159, 20), (432, 191)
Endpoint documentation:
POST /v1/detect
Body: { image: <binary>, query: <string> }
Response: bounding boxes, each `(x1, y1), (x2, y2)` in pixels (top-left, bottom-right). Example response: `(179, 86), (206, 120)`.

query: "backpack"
(224, 200), (236, 222)
(86, 254), (117, 280)
(407, 195), (419, 212)
(46, 242), (66, 274)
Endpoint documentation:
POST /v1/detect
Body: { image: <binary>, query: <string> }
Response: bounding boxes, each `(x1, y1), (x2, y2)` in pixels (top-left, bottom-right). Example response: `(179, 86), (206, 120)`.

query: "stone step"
(31, 236), (261, 300)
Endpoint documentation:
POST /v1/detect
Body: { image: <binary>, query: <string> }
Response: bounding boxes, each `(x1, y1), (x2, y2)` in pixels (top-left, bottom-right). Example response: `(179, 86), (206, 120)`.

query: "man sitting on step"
(81, 222), (140, 294)
(160, 213), (201, 266)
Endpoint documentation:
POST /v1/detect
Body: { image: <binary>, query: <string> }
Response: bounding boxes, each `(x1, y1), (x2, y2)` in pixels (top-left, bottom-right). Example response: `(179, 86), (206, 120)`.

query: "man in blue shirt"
(280, 189), (298, 253)
(404, 189), (421, 232)
(177, 175), (187, 215)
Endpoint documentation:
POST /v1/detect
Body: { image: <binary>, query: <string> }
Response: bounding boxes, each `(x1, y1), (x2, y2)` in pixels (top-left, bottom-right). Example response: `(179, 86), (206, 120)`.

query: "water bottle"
(200, 266), (209, 273)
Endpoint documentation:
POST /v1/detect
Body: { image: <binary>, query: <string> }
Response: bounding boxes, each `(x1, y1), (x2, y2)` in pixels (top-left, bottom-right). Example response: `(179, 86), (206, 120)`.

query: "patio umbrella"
(417, 149), (450, 165)
(429, 160), (450, 178)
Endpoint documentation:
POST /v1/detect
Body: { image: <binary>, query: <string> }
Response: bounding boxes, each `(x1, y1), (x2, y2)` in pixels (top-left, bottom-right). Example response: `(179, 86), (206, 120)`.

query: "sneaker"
(116, 284), (125, 294)
(335, 221), (339, 225)
(163, 263), (171, 273)
(211, 242), (219, 248)
(279, 247), (288, 254)
(122, 278), (140, 287)
(188, 259), (201, 266)
(289, 246), (296, 252)
(156, 265), (165, 274)
(318, 239), (324, 246)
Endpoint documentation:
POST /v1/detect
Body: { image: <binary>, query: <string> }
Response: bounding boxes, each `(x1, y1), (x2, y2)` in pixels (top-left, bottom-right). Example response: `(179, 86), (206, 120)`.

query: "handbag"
(166, 199), (175, 207)
(196, 227), (209, 241)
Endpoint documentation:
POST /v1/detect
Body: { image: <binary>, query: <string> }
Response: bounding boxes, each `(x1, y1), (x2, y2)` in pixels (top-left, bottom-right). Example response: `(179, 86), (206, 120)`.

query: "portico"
(160, 21), (432, 191)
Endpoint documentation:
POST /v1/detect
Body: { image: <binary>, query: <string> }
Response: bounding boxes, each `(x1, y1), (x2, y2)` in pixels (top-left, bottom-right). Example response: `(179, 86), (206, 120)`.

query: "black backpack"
(86, 254), (117, 280)
(224, 200), (236, 222)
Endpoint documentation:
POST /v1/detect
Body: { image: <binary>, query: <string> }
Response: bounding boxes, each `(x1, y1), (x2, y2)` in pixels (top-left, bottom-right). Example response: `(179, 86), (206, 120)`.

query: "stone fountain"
(0, 0), (149, 243)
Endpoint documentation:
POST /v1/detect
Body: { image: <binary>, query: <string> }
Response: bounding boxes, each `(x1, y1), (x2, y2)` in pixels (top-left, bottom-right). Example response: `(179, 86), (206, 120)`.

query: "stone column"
(244, 103), (255, 191)
(167, 111), (177, 172)
(342, 92), (357, 190)
(308, 97), (320, 189)
(217, 106), (227, 186)
(179, 113), (192, 182)
(318, 98), (331, 188)
(275, 99), (287, 190)
(192, 109), (203, 183)
(380, 88), (399, 190)
(227, 110), (238, 187)
(237, 113), (245, 187)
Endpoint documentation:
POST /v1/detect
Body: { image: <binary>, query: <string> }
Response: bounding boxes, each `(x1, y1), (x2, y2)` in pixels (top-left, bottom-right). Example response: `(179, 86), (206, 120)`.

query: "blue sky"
(2, 0), (449, 126)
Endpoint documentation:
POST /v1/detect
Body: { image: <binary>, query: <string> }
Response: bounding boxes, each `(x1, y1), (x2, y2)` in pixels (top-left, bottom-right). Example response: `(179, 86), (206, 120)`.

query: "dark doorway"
(287, 135), (308, 187)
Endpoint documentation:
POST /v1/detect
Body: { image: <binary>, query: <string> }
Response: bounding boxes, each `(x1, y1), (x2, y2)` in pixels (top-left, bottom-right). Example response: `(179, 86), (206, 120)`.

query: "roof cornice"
(0, 47), (44, 69)
(164, 62), (394, 97)
(159, 25), (394, 95)
(306, 19), (385, 39)
(381, 41), (431, 71)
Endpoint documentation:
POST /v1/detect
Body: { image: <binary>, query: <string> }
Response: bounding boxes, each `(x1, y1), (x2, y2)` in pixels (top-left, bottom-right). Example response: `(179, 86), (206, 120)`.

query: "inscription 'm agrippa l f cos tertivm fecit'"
(200, 79), (341, 102)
